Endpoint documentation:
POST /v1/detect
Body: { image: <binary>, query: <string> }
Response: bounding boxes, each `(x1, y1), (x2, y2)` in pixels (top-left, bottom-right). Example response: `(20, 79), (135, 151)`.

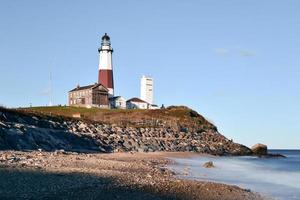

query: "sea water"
(168, 150), (300, 200)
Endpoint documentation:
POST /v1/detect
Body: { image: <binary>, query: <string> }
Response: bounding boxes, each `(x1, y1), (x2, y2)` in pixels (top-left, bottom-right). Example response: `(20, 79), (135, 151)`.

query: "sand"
(0, 151), (265, 200)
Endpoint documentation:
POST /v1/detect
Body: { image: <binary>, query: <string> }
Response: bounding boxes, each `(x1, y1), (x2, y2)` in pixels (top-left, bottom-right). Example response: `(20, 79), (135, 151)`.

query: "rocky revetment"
(0, 106), (251, 155)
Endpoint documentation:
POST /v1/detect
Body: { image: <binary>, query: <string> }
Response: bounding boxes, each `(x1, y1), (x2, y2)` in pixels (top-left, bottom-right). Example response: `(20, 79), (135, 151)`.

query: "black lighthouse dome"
(102, 33), (110, 40)
(101, 33), (111, 46)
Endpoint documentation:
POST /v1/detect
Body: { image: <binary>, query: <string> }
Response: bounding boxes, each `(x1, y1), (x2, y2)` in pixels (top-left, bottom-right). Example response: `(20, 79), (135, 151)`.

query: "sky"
(0, 0), (299, 149)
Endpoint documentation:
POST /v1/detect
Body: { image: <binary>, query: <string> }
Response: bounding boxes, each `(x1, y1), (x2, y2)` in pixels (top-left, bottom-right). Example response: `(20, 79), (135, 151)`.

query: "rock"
(78, 122), (87, 130)
(251, 143), (268, 155)
(259, 153), (286, 158)
(54, 149), (66, 155)
(203, 161), (215, 168)
(0, 121), (8, 128)
(180, 127), (188, 133)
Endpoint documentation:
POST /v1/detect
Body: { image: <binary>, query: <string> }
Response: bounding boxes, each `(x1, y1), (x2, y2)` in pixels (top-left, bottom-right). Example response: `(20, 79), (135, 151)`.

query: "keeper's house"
(68, 83), (109, 108)
(126, 97), (149, 109)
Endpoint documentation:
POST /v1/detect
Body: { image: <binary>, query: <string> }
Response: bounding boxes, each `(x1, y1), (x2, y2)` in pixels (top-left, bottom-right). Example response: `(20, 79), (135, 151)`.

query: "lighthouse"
(98, 33), (114, 97)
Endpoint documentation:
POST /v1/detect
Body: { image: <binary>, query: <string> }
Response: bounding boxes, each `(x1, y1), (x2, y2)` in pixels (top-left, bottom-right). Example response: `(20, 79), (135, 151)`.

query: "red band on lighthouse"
(98, 69), (114, 89)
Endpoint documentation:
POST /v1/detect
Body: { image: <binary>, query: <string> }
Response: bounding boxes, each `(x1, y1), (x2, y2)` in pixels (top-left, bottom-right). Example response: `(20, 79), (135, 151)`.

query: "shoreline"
(0, 151), (265, 200)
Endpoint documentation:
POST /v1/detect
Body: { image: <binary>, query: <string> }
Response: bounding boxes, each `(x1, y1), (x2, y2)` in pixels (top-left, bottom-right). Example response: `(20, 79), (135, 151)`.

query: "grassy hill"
(18, 106), (217, 132)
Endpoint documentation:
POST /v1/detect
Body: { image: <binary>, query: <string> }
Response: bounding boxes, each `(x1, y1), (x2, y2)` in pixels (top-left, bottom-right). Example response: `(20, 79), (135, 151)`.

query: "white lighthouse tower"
(98, 33), (114, 97)
(140, 75), (154, 105)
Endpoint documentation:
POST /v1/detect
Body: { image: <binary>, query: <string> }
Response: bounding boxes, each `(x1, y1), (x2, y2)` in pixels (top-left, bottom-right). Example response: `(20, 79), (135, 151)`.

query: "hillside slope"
(20, 106), (217, 132)
(0, 106), (251, 155)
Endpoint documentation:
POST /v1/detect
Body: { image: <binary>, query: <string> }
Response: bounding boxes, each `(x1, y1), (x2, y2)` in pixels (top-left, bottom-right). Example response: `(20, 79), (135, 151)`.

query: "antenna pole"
(49, 69), (53, 106)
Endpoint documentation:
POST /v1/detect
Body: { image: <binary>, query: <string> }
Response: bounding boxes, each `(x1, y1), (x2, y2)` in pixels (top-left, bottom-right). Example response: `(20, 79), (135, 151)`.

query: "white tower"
(140, 75), (153, 104)
(98, 33), (114, 97)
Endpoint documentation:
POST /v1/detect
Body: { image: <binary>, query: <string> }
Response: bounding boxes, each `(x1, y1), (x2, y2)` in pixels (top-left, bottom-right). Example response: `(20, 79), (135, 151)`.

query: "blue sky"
(0, 0), (299, 149)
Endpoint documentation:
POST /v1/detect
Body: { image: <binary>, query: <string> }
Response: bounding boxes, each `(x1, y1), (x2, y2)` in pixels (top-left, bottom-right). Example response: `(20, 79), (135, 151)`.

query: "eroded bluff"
(0, 107), (251, 155)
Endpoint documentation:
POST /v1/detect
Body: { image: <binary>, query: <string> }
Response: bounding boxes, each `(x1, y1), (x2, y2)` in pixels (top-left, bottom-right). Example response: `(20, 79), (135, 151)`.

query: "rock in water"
(203, 161), (215, 168)
(251, 143), (268, 155)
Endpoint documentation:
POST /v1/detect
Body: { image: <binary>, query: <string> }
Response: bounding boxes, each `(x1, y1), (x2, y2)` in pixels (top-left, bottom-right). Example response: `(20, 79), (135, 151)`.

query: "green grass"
(21, 106), (143, 116)
(18, 105), (216, 130)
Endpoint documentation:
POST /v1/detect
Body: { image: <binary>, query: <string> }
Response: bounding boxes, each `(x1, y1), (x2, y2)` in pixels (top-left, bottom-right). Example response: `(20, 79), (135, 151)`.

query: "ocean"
(168, 150), (300, 200)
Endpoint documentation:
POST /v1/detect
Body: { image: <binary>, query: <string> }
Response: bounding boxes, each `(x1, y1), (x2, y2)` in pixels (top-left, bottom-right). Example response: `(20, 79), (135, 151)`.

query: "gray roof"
(126, 97), (148, 103)
(109, 96), (121, 100)
(69, 83), (108, 92)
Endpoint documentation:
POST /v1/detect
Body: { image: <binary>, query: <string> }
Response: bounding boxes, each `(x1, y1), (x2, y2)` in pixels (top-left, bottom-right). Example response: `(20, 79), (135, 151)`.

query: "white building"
(149, 104), (159, 109)
(140, 75), (153, 105)
(109, 96), (126, 109)
(126, 97), (149, 109)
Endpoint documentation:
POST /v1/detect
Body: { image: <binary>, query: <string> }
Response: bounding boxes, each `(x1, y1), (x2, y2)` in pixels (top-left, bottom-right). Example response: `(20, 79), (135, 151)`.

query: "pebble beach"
(0, 151), (264, 200)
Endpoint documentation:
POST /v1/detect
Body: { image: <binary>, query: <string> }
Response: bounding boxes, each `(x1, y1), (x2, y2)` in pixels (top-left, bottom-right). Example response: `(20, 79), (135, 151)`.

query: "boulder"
(251, 143), (268, 155)
(203, 161), (215, 168)
(260, 153), (286, 158)
(54, 149), (66, 155)
(0, 121), (8, 128)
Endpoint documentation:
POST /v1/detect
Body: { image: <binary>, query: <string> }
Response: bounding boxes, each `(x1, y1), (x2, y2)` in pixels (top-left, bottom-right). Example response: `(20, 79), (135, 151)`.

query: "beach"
(0, 151), (263, 200)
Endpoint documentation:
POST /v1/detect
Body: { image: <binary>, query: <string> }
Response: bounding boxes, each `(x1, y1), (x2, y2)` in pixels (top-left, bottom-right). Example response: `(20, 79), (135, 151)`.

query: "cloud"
(215, 48), (229, 55)
(239, 50), (256, 57)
